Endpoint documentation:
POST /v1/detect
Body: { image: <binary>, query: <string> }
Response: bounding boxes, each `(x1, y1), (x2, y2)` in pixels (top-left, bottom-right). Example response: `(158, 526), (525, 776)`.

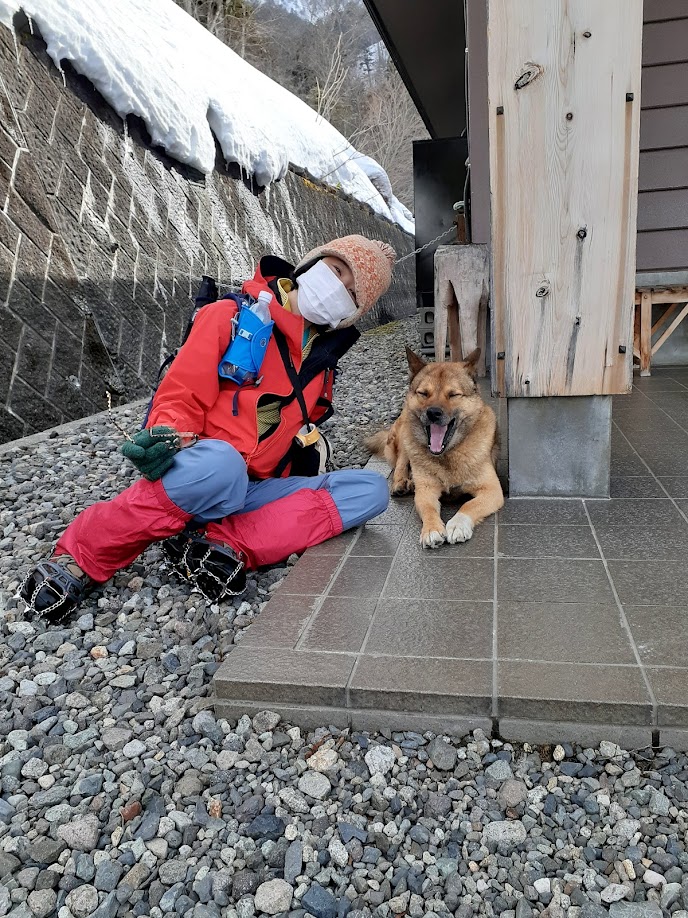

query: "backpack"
(141, 275), (240, 428)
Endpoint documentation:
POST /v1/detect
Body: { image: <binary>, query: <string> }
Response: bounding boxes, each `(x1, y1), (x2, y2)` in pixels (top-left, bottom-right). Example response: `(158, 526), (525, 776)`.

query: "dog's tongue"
(429, 423), (447, 454)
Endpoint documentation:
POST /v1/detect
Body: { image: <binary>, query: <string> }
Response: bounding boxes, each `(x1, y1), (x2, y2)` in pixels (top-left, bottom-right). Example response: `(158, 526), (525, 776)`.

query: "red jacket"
(147, 257), (359, 478)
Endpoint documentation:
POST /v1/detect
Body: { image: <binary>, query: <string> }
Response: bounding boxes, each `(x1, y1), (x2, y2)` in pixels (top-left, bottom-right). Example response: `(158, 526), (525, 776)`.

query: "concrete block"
(8, 376), (62, 432)
(508, 395), (611, 497)
(350, 710), (492, 738)
(213, 699), (350, 732)
(659, 728), (688, 751)
(498, 718), (653, 751)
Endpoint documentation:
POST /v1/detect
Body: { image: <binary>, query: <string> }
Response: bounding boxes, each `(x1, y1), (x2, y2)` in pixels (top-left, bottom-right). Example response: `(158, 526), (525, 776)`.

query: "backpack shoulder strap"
(272, 326), (310, 429)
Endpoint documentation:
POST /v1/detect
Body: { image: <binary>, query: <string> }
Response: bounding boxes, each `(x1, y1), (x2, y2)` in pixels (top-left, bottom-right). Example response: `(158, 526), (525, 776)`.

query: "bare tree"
(173, 0), (425, 210)
(314, 33), (349, 121)
(173, 0), (271, 63)
(353, 64), (428, 208)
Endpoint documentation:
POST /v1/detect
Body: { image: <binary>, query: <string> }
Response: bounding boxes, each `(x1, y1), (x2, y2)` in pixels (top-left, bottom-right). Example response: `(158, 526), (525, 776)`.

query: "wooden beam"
(652, 302), (688, 355)
(651, 303), (680, 336)
(448, 292), (463, 361)
(640, 290), (652, 376)
(635, 286), (688, 305)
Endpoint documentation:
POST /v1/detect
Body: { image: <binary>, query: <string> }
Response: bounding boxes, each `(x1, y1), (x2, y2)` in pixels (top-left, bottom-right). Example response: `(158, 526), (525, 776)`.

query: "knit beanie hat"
(295, 235), (396, 327)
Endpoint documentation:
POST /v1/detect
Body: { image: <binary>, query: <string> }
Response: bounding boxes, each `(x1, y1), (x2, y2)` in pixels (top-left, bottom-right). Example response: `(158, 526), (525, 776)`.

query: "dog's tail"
(364, 429), (390, 457)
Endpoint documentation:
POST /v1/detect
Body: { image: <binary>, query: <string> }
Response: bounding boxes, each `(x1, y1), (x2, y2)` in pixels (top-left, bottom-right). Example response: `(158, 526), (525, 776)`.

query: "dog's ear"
(462, 348), (481, 378)
(406, 347), (427, 379)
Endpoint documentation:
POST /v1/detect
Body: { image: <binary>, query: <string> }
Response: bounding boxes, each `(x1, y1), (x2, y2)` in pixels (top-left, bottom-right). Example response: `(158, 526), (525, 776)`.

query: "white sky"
(0, 0), (413, 233)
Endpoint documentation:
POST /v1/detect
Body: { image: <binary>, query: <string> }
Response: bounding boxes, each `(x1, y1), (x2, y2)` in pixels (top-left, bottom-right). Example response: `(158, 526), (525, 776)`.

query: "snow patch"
(0, 0), (413, 233)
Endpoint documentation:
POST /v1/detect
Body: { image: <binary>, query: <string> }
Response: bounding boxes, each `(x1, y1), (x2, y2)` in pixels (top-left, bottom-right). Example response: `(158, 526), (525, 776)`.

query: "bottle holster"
(218, 303), (275, 385)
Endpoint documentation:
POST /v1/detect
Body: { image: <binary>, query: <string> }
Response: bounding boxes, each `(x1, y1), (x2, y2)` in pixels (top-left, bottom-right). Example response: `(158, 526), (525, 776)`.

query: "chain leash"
(106, 391), (135, 441)
(395, 226), (457, 265)
(106, 391), (196, 451)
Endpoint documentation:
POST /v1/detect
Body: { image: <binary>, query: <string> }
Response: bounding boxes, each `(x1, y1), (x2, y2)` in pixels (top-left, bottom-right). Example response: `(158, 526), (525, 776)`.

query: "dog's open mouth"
(426, 419), (456, 455)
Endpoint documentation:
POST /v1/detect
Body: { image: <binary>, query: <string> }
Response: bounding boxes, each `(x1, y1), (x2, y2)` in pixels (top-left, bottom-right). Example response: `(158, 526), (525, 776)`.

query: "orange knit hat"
(295, 235), (396, 327)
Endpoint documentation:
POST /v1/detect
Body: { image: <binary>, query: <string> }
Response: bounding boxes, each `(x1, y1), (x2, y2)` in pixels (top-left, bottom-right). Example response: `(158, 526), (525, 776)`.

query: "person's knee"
(199, 441), (248, 499)
(163, 439), (248, 517)
(364, 471), (390, 519)
(326, 469), (389, 529)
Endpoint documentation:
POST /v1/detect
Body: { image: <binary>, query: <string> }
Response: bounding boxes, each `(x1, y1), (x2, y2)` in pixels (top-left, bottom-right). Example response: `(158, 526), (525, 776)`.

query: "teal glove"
(120, 426), (181, 481)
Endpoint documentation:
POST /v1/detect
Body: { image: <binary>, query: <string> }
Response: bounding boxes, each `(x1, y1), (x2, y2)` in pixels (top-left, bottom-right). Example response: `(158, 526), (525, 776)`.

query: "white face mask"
(295, 260), (357, 329)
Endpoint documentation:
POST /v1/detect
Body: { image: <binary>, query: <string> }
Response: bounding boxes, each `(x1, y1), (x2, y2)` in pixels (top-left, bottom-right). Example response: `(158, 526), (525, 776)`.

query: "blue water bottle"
(218, 291), (274, 385)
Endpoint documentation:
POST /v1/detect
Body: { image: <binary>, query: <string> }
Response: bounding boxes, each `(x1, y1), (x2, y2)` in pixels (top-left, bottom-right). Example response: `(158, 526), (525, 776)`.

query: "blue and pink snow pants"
(55, 440), (389, 583)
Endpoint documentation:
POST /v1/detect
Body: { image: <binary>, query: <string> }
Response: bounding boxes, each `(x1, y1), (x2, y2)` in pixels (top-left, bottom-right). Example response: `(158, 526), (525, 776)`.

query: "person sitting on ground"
(19, 235), (396, 623)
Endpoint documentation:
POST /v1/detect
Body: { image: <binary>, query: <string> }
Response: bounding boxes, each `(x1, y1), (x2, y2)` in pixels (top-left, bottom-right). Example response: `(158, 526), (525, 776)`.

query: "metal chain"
(395, 226), (457, 265)
(172, 541), (245, 604)
(106, 391), (196, 451)
(106, 390), (135, 442)
(17, 565), (76, 625)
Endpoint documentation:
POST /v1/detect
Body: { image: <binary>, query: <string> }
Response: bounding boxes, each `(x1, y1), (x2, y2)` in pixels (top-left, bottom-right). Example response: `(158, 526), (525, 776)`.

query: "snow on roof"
(0, 0), (414, 234)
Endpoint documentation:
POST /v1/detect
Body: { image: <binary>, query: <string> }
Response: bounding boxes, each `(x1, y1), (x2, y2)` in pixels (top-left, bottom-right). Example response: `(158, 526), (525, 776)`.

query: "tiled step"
(214, 379), (688, 748)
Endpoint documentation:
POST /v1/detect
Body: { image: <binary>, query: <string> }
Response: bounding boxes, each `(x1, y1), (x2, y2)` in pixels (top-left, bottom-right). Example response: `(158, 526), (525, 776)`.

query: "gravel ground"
(1, 317), (687, 918)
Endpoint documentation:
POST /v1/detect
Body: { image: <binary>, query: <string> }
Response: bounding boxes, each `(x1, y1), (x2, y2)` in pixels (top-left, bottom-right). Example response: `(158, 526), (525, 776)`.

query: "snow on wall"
(0, 0), (414, 234)
(0, 14), (414, 442)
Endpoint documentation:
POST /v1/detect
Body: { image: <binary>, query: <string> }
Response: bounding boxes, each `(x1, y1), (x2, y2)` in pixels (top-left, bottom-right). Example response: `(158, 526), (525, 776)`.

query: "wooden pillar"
(488, 0), (643, 398)
(434, 244), (489, 374)
(639, 290), (652, 376)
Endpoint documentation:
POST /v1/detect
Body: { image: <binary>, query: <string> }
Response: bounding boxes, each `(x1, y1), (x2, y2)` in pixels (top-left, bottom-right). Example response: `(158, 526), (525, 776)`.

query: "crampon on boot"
(163, 533), (246, 603)
(18, 555), (93, 625)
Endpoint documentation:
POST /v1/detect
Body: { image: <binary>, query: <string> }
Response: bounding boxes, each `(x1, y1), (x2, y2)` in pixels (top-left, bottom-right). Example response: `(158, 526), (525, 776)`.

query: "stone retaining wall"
(0, 19), (414, 443)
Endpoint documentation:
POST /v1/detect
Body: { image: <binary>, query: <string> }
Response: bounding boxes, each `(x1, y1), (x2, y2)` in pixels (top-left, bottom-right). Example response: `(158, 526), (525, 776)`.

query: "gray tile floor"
(214, 369), (688, 747)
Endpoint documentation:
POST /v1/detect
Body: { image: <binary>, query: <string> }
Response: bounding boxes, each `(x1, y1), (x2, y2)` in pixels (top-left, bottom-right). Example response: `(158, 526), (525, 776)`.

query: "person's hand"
(120, 426), (181, 480)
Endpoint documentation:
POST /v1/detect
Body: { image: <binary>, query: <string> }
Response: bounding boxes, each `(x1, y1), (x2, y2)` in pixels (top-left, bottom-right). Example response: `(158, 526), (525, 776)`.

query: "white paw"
(421, 528), (446, 549)
(445, 511), (474, 544)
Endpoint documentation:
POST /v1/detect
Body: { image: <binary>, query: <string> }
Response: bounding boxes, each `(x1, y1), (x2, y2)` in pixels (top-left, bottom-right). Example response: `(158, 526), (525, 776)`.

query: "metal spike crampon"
(174, 540), (245, 604)
(16, 569), (74, 625)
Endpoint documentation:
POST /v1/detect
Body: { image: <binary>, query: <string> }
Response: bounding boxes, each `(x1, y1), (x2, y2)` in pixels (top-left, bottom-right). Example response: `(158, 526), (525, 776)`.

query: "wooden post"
(639, 290), (652, 376)
(487, 0), (642, 397)
(433, 244), (489, 374)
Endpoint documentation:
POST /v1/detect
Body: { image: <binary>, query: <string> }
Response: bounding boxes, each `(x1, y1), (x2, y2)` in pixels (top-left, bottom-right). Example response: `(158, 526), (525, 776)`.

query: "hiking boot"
(163, 533), (246, 603)
(19, 554), (93, 625)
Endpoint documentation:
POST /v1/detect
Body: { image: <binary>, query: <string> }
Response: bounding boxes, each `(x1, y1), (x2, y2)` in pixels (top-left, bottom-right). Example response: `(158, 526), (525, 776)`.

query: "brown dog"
(367, 347), (504, 548)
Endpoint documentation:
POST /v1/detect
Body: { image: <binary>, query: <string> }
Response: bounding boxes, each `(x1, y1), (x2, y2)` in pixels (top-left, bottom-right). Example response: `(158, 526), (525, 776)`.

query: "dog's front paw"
(445, 511), (474, 543)
(420, 526), (446, 549)
(392, 478), (414, 497)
